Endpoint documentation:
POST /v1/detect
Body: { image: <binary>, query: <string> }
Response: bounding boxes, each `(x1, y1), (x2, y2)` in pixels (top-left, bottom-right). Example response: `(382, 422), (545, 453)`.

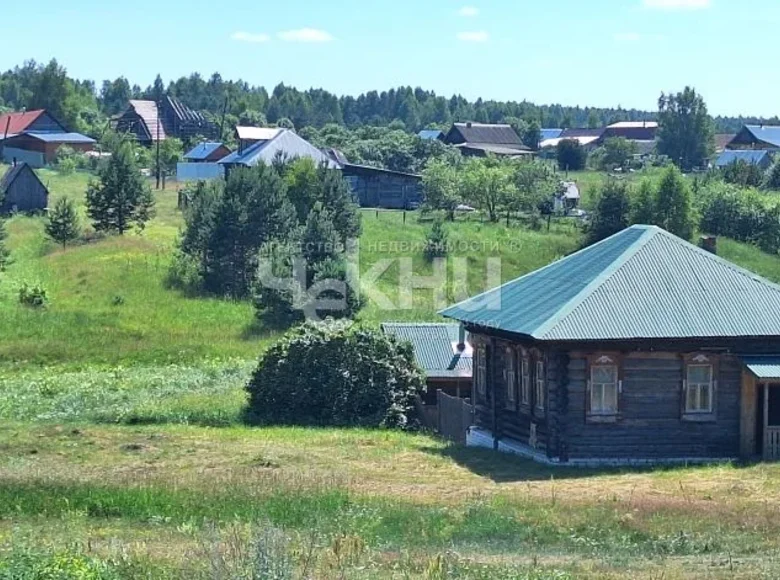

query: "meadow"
(4, 166), (780, 577)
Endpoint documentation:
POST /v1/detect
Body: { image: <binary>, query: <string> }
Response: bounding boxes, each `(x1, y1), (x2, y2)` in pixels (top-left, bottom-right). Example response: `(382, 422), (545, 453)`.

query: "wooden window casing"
(475, 345), (487, 402)
(520, 350), (531, 410)
(683, 353), (718, 421)
(505, 348), (517, 410)
(534, 356), (546, 415)
(586, 354), (622, 423)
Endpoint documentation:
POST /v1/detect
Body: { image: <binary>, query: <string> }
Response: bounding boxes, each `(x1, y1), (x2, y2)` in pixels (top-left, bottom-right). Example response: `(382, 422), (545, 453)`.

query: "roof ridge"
(534, 226), (658, 339)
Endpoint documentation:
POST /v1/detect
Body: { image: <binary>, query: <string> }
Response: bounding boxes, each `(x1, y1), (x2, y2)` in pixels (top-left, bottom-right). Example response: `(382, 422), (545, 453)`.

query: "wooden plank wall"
(564, 353), (742, 460)
(740, 370), (757, 458)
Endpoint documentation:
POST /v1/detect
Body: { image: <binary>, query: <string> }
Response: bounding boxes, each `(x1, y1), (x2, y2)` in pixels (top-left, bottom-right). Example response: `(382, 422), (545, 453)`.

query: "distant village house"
(0, 161), (49, 213)
(0, 110), (95, 167)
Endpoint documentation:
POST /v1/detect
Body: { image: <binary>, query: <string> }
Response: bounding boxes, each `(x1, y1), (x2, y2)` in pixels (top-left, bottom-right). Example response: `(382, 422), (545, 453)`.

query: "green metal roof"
(740, 356), (780, 380)
(381, 323), (472, 379)
(440, 225), (780, 342)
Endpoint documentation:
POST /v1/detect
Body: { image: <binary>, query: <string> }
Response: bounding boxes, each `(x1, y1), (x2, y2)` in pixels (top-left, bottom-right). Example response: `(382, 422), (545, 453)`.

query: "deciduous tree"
(657, 87), (714, 171)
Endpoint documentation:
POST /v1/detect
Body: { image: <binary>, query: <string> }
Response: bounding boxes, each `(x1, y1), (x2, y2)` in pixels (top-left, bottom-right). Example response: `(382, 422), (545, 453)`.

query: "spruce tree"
(316, 165), (361, 243)
(86, 141), (155, 234)
(45, 197), (81, 248)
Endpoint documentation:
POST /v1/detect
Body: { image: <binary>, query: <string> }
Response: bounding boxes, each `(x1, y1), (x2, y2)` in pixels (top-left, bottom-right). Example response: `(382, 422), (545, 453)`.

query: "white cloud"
(642, 0), (710, 10)
(231, 31), (271, 43)
(278, 28), (334, 42)
(458, 6), (479, 17)
(457, 30), (489, 42)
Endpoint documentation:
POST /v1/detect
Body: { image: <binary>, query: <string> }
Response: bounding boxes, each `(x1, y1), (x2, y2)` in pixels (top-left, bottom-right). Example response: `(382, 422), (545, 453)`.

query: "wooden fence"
(436, 390), (474, 444)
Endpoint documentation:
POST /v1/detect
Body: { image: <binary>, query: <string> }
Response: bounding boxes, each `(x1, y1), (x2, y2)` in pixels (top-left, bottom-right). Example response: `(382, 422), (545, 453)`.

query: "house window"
(535, 359), (545, 411)
(505, 348), (516, 410)
(475, 346), (487, 400)
(685, 363), (714, 414)
(520, 355), (531, 407)
(589, 359), (619, 416)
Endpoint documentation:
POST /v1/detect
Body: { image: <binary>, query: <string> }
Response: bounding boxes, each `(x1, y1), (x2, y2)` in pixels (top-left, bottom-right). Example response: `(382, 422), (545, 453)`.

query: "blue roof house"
(183, 142), (231, 163)
(715, 149), (773, 171)
(440, 225), (780, 465)
(728, 125), (780, 150)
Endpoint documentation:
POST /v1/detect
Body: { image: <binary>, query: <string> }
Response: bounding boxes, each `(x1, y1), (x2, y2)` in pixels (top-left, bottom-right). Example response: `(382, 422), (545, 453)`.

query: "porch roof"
(741, 356), (780, 380)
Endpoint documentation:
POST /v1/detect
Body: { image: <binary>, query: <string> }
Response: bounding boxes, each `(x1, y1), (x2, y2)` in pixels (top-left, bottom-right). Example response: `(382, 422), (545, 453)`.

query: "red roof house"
(0, 110), (67, 137)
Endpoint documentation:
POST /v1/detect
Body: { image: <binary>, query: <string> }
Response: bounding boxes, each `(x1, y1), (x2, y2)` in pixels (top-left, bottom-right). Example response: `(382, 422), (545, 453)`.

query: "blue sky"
(3, 0), (778, 117)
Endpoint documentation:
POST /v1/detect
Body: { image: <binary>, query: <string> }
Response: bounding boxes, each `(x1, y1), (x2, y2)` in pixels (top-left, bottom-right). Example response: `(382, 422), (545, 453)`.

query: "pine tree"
(316, 166), (361, 243)
(45, 197), (81, 248)
(86, 142), (155, 234)
(302, 206), (340, 269)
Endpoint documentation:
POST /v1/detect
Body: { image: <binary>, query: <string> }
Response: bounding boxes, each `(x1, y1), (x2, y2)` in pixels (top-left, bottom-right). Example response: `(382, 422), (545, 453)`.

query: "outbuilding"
(0, 162), (49, 213)
(441, 225), (780, 465)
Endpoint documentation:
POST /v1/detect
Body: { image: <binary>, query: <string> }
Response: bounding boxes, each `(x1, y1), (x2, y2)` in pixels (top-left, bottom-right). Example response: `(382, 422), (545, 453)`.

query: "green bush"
(556, 139), (587, 171)
(245, 321), (425, 428)
(18, 283), (48, 308)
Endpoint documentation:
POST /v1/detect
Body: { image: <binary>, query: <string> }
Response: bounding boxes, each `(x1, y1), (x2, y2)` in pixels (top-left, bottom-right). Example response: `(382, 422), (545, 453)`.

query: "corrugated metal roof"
(456, 143), (533, 156)
(166, 96), (206, 123)
(540, 128), (563, 140)
(716, 149), (770, 167)
(418, 129), (444, 140)
(449, 123), (523, 146)
(381, 323), (472, 379)
(0, 110), (45, 136)
(24, 132), (96, 144)
(740, 356), (780, 380)
(440, 225), (780, 342)
(540, 136), (600, 148)
(744, 125), (780, 148)
(219, 129), (339, 168)
(607, 121), (658, 129)
(235, 126), (282, 141)
(184, 142), (225, 160)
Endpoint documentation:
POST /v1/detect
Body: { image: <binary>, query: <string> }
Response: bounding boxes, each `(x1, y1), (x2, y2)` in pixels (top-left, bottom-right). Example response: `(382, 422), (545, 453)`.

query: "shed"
(0, 162), (49, 213)
(715, 149), (773, 171)
(728, 125), (780, 150)
(342, 164), (422, 209)
(554, 181), (580, 212)
(183, 142), (232, 163)
(381, 323), (472, 404)
(441, 225), (780, 465)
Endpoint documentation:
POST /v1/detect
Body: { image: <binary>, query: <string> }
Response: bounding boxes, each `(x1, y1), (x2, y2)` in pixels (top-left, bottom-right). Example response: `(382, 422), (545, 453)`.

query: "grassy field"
(4, 166), (780, 577)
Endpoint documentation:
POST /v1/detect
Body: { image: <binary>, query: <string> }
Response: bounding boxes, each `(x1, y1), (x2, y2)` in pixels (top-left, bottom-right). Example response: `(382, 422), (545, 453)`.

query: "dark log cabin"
(342, 164), (422, 209)
(115, 97), (217, 145)
(442, 225), (780, 465)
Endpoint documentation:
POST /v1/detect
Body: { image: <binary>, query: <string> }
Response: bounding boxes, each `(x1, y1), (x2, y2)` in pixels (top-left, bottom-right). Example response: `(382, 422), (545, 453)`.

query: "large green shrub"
(245, 321), (425, 428)
(556, 139), (587, 171)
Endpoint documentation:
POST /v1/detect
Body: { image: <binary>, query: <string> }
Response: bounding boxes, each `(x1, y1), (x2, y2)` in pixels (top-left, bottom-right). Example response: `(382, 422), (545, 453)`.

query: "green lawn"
(4, 167), (780, 578)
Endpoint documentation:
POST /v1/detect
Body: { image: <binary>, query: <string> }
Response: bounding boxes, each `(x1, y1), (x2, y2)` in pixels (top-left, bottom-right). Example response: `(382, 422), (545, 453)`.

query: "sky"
(2, 0), (778, 117)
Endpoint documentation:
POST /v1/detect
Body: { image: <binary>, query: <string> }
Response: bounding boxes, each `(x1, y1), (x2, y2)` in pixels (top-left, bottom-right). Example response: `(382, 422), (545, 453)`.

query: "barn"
(341, 164), (422, 209)
(443, 122), (532, 157)
(0, 110), (95, 167)
(115, 97), (216, 145)
(441, 225), (780, 465)
(727, 125), (780, 150)
(0, 162), (49, 213)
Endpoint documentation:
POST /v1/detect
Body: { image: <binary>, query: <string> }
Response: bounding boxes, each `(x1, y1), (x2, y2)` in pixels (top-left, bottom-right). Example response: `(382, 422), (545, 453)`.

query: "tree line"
(0, 59), (768, 139)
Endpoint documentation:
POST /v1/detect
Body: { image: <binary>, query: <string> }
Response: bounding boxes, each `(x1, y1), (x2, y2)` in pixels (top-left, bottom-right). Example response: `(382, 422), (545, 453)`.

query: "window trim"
(682, 354), (718, 421)
(586, 353), (623, 424)
(534, 355), (546, 414)
(504, 347), (517, 410)
(519, 349), (531, 411)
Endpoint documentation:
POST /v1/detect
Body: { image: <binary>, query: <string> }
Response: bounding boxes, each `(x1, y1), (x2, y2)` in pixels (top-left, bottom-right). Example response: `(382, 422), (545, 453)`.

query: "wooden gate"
(437, 390), (474, 444)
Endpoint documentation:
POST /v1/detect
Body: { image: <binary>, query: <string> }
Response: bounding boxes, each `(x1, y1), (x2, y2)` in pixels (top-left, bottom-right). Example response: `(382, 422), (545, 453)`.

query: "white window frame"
(685, 363), (714, 414)
(589, 361), (620, 417)
(520, 355), (531, 407)
(505, 348), (516, 409)
(535, 359), (545, 411)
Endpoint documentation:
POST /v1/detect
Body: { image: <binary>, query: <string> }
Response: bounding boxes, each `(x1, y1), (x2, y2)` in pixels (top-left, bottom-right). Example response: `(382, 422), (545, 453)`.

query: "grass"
(5, 166), (780, 577)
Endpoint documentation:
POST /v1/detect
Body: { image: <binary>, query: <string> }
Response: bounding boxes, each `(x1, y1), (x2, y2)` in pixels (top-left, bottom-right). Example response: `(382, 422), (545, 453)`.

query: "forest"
(0, 59), (773, 141)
